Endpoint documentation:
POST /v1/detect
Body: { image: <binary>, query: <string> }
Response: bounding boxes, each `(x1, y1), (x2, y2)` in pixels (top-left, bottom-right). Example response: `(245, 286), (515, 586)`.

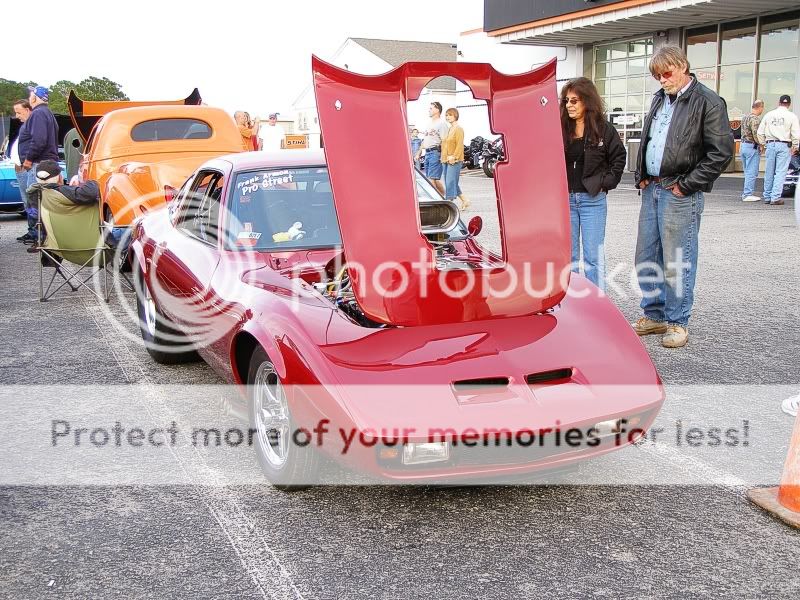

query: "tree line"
(0, 76), (128, 115)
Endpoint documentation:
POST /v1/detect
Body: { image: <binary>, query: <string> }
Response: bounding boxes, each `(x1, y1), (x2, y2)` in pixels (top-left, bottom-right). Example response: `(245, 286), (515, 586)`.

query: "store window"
(685, 11), (799, 130)
(720, 19), (757, 121)
(760, 12), (799, 61)
(757, 58), (797, 109)
(593, 37), (654, 143)
(687, 25), (718, 71)
(721, 19), (756, 65)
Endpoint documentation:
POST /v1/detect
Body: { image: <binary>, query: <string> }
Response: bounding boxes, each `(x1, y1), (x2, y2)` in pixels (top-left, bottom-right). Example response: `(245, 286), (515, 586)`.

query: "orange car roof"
(87, 105), (245, 161)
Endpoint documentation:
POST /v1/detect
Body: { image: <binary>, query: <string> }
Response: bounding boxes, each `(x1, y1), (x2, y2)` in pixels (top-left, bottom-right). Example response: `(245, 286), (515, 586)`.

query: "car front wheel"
(248, 347), (318, 490)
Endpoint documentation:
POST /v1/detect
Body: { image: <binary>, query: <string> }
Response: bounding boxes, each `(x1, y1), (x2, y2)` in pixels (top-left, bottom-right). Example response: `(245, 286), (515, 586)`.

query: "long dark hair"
(560, 77), (607, 147)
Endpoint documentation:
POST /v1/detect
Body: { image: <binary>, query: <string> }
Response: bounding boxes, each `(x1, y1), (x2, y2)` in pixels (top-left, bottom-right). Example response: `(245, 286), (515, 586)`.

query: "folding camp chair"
(35, 188), (132, 302)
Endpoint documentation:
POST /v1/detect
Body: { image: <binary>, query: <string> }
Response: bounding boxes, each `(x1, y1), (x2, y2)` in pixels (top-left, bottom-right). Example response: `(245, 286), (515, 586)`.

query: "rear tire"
(133, 259), (200, 364)
(248, 347), (318, 490)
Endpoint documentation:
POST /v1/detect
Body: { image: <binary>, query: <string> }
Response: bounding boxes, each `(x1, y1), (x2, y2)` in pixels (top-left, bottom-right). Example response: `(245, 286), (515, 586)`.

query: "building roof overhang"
(488, 0), (799, 46)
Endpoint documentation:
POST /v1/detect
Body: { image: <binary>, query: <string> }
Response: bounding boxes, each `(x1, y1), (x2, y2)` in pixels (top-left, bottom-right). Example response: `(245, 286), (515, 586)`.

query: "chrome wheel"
(254, 362), (290, 468)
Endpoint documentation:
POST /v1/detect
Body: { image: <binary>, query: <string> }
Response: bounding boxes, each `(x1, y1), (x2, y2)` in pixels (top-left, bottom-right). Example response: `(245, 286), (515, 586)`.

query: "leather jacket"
(635, 76), (733, 195)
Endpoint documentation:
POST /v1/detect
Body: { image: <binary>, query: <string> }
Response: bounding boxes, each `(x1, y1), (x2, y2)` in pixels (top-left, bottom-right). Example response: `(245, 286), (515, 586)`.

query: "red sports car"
(128, 59), (664, 487)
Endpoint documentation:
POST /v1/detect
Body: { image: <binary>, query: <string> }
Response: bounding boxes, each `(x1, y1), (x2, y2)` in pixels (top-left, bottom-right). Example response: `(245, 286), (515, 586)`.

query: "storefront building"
(484, 0), (799, 162)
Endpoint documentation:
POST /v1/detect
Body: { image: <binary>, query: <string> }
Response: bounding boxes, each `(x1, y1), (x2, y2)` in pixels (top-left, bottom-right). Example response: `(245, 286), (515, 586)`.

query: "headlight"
(402, 441), (450, 465)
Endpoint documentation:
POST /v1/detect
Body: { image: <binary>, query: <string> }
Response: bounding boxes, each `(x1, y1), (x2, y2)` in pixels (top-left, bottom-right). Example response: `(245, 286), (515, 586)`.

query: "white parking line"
(83, 300), (305, 600)
(634, 438), (749, 492)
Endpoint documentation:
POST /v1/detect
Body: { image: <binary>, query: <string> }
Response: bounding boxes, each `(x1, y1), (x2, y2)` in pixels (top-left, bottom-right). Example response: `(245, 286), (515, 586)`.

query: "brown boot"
(632, 317), (668, 336)
(661, 324), (689, 348)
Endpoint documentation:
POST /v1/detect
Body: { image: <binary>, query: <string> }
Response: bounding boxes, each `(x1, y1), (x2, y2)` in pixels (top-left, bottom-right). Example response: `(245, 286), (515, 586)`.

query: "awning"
(488, 0), (799, 46)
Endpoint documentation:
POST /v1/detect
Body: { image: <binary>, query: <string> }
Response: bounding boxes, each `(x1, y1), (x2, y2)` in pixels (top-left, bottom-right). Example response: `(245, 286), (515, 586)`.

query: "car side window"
(169, 178), (192, 224)
(174, 170), (224, 245)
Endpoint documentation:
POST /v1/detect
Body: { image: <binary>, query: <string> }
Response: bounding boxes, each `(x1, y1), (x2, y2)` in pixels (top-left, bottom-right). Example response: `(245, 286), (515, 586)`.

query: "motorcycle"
(482, 137), (505, 178)
(464, 136), (485, 170)
(781, 153), (799, 198)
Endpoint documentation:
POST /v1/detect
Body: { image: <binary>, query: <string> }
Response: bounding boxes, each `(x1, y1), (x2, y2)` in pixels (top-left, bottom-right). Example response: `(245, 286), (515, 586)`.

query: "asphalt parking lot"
(1, 172), (799, 598)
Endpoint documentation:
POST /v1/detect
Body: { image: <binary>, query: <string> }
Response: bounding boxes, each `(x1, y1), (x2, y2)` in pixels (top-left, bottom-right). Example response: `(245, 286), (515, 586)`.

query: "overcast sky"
(7, 0), (483, 115)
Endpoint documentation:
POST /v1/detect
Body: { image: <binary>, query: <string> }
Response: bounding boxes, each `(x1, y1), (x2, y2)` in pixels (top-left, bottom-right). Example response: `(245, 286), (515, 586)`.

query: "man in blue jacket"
(18, 85), (59, 241)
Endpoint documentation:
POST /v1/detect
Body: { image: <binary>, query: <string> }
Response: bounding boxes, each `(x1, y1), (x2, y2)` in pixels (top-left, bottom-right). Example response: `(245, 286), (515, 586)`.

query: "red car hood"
(311, 277), (663, 434)
(313, 57), (569, 328)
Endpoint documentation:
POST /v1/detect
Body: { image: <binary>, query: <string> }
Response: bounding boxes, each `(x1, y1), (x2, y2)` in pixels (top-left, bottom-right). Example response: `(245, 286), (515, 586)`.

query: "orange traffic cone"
(748, 412), (800, 528)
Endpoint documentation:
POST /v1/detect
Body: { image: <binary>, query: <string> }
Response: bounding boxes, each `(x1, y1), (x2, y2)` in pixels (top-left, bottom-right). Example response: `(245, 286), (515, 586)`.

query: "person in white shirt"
(258, 112), (285, 151)
(414, 102), (448, 196)
(10, 100), (33, 242)
(757, 95), (800, 205)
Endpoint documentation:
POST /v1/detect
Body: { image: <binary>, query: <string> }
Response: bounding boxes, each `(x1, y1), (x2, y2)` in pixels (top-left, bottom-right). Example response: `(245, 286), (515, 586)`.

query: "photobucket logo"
(93, 189), (694, 356)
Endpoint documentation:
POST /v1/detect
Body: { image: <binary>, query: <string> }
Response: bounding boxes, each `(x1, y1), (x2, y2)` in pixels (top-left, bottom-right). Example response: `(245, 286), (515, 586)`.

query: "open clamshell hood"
(312, 57), (569, 327)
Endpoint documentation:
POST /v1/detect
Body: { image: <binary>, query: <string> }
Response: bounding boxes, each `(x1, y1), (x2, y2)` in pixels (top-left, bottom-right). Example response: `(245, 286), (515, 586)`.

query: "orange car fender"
(103, 171), (148, 224)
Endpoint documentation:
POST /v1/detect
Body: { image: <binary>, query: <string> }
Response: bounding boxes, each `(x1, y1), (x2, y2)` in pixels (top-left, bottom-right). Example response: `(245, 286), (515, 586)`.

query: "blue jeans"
(569, 191), (607, 290)
(25, 163), (40, 237)
(740, 142), (760, 198)
(15, 169), (29, 209)
(763, 142), (791, 202)
(424, 149), (443, 180)
(442, 161), (463, 200)
(635, 182), (704, 327)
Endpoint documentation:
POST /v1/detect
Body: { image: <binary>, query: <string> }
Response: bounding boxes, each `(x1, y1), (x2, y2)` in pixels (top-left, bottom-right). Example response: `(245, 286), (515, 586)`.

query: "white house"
(292, 37), (458, 148)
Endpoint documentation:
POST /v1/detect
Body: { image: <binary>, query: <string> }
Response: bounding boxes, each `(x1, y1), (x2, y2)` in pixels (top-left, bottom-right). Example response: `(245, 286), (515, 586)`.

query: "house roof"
(350, 38), (458, 91)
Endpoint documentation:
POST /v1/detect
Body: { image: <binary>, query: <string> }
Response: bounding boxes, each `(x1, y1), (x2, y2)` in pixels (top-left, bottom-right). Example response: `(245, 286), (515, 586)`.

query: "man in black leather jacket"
(632, 45), (733, 348)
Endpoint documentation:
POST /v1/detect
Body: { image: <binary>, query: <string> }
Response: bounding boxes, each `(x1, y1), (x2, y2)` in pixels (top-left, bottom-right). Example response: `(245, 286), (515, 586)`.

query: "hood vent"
(526, 368), (573, 385)
(452, 377), (510, 391)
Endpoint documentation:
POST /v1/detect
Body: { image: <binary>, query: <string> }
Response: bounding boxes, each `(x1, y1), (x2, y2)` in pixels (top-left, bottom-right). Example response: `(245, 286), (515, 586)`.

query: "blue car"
(0, 155), (68, 214)
(0, 158), (25, 214)
(1, 113), (70, 214)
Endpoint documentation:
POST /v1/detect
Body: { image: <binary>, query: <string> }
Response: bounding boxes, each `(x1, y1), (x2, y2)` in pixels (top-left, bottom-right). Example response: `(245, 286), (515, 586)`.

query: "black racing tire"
(483, 158), (496, 178)
(248, 346), (319, 490)
(133, 259), (200, 364)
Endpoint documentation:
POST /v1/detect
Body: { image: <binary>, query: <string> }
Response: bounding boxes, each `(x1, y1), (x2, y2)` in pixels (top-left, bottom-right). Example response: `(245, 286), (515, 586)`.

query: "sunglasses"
(562, 97), (581, 105)
(654, 70), (674, 81)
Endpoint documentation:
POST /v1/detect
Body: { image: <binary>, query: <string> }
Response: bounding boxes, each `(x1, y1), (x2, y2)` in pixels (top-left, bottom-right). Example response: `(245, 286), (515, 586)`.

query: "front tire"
(134, 260), (199, 364)
(248, 347), (318, 490)
(483, 157), (496, 178)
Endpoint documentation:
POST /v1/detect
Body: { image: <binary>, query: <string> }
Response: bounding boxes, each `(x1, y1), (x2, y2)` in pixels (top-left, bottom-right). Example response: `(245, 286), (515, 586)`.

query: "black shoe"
(22, 237), (38, 245)
(17, 233), (35, 243)
(26, 245), (41, 254)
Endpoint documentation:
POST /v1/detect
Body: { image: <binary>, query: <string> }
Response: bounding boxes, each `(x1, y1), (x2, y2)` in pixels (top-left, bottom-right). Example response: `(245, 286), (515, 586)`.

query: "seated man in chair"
(24, 160), (134, 256)
(26, 160), (101, 253)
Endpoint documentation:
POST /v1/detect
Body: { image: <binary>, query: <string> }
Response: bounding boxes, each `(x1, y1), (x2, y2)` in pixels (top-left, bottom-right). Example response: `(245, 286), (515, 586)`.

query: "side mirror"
(467, 215), (483, 237)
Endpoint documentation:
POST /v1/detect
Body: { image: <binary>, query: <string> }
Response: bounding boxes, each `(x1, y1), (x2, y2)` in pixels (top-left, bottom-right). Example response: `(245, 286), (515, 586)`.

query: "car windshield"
(226, 167), (341, 251)
(225, 166), (467, 251)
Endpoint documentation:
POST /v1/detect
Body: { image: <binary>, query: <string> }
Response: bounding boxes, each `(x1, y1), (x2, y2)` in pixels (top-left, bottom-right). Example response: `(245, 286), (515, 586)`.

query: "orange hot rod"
(68, 90), (246, 225)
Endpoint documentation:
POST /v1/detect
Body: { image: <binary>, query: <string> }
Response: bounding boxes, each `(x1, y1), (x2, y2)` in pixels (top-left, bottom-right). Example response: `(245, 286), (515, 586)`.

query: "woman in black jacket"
(560, 77), (627, 291)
